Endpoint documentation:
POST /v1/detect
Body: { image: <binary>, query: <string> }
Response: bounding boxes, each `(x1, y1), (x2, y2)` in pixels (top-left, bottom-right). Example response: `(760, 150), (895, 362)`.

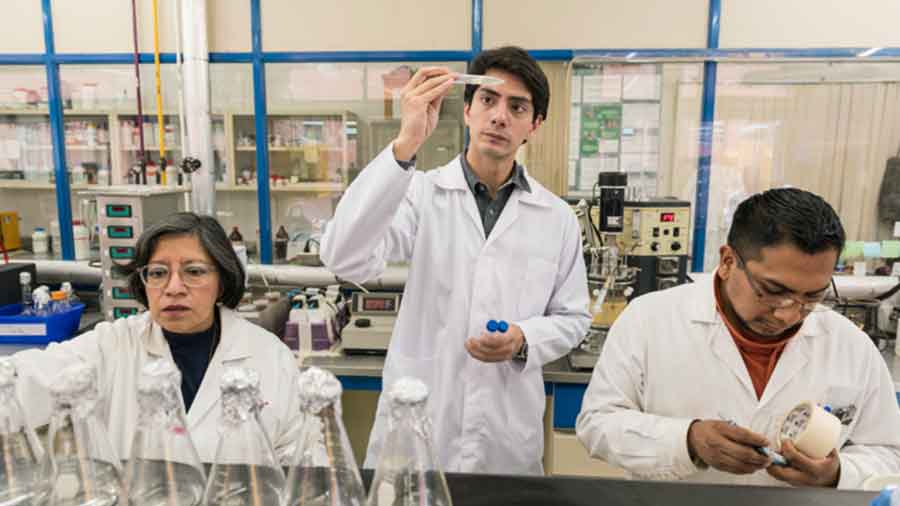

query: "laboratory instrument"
(82, 186), (187, 321)
(0, 263), (36, 307)
(282, 367), (366, 506)
(342, 291), (402, 354)
(452, 74), (503, 86)
(0, 358), (51, 505)
(367, 377), (452, 506)
(203, 367), (284, 506)
(126, 359), (206, 506)
(45, 362), (123, 506)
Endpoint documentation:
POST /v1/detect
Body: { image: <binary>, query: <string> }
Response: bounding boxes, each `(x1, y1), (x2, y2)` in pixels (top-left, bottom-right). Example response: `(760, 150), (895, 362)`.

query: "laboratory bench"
(357, 470), (875, 506)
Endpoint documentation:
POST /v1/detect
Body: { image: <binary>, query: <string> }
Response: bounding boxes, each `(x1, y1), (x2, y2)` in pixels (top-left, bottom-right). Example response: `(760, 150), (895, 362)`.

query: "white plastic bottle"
(165, 164), (177, 187)
(49, 220), (60, 255)
(72, 164), (85, 185)
(73, 220), (90, 260)
(97, 167), (110, 186)
(31, 227), (48, 254)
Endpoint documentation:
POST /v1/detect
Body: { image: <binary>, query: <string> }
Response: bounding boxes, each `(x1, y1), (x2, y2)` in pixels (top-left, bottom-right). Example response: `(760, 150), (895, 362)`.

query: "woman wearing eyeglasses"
(576, 188), (900, 489)
(11, 212), (300, 463)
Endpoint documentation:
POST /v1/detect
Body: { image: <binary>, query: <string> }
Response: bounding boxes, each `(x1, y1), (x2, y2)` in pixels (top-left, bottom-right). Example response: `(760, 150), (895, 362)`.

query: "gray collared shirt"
(394, 148), (531, 238)
(459, 150), (531, 238)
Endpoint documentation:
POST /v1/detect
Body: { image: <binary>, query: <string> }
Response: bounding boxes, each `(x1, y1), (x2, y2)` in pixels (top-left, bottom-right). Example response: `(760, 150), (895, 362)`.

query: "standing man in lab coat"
(576, 188), (900, 488)
(321, 46), (591, 474)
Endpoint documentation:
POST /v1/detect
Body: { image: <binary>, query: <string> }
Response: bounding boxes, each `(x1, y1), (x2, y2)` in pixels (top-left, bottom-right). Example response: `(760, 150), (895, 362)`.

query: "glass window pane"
(264, 62), (467, 264)
(704, 62), (900, 271)
(0, 66), (57, 256)
(211, 64), (260, 261)
(57, 64), (197, 263)
(567, 61), (704, 203)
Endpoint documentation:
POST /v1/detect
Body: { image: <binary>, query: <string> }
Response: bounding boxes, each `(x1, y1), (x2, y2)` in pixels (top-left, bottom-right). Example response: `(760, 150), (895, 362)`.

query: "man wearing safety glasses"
(577, 188), (900, 489)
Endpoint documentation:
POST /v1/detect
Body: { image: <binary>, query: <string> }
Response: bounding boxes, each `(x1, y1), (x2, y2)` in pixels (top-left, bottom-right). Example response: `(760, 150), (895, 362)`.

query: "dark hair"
(728, 188), (846, 263)
(127, 212), (246, 309)
(464, 46), (549, 122)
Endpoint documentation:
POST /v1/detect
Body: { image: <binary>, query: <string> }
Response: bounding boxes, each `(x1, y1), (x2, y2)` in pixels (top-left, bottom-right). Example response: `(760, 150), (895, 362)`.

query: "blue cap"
(486, 320), (499, 332)
(870, 487), (896, 506)
(498, 320), (509, 333)
(823, 405), (832, 413)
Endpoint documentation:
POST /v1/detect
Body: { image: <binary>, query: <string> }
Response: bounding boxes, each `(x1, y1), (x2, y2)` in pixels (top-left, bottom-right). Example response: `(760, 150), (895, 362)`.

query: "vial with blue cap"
(486, 320), (509, 333)
(870, 486), (900, 506)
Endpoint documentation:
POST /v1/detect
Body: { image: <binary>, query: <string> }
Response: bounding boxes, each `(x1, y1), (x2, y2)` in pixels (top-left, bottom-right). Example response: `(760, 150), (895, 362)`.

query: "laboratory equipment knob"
(180, 157), (202, 173)
(650, 241), (660, 252)
(671, 241), (681, 252)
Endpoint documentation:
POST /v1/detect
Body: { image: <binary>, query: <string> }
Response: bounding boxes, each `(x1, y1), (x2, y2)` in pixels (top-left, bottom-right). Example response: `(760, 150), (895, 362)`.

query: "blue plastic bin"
(0, 303), (86, 345)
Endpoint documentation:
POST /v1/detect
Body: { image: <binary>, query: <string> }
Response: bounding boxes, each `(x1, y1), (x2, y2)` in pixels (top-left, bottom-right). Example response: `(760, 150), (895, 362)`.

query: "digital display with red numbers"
(363, 297), (395, 312)
(660, 212), (675, 222)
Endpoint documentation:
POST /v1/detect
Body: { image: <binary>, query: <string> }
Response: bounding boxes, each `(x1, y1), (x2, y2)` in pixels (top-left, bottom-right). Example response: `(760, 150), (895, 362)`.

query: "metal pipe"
(11, 259), (409, 291)
(130, 0), (147, 184)
(180, 0), (215, 215)
(151, 0), (166, 184)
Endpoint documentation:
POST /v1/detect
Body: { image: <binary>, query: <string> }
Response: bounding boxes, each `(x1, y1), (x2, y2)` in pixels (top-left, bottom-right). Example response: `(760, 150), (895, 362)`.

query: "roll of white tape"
(779, 401), (842, 459)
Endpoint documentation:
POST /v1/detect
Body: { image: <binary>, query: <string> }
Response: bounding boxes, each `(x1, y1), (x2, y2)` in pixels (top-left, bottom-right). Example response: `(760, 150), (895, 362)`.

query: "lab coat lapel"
(710, 324), (758, 401)
(433, 158), (484, 238)
(143, 318), (171, 359)
(758, 324), (816, 407)
(186, 308), (253, 428)
(483, 171), (549, 246)
(485, 191), (519, 247)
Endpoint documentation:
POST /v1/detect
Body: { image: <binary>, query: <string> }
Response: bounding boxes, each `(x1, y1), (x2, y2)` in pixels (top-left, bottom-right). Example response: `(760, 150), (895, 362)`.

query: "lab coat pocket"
(822, 385), (862, 446)
(517, 257), (556, 319)
(503, 369), (543, 452)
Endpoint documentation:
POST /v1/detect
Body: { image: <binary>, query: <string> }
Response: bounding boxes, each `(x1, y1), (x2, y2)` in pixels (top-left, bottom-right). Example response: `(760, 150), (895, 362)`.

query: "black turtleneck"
(162, 308), (220, 412)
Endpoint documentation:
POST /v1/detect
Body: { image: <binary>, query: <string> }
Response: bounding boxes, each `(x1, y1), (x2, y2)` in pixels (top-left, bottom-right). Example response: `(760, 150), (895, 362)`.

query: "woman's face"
(144, 234), (221, 334)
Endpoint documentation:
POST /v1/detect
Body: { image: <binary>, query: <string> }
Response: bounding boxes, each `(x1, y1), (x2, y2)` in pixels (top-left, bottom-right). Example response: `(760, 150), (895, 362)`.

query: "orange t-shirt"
(714, 274), (798, 399)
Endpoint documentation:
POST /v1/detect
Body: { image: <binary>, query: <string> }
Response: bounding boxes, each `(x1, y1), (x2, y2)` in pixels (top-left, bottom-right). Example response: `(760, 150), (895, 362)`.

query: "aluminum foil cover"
(297, 366), (342, 415)
(220, 366), (262, 426)
(50, 362), (99, 417)
(136, 359), (183, 426)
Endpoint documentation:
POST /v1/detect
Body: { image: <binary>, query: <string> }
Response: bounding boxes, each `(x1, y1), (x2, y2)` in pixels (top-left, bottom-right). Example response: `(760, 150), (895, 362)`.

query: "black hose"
(875, 281), (900, 301)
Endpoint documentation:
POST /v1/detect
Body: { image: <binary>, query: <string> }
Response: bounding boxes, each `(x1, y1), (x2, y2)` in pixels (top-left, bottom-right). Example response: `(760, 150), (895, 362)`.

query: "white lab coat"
(321, 144), (591, 475)
(12, 307), (301, 464)
(576, 274), (900, 488)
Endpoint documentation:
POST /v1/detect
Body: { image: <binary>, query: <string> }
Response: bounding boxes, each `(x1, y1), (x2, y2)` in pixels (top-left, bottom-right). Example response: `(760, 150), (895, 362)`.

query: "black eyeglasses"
(732, 248), (835, 313)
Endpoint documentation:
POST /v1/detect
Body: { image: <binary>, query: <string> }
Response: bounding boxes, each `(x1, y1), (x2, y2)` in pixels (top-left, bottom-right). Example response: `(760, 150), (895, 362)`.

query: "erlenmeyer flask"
(366, 378), (452, 506)
(125, 359), (206, 506)
(45, 362), (123, 506)
(203, 367), (284, 506)
(282, 367), (365, 506)
(0, 358), (51, 505)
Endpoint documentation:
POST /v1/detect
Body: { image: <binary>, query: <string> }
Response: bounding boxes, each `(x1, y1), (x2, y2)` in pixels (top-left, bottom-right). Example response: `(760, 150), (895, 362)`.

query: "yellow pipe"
(152, 0), (166, 184)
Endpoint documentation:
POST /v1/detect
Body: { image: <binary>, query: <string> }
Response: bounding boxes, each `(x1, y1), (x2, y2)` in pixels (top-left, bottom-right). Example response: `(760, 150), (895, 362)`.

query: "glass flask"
(0, 358), (52, 505)
(125, 359), (206, 506)
(45, 362), (123, 506)
(203, 367), (284, 506)
(366, 378), (452, 506)
(282, 367), (365, 506)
